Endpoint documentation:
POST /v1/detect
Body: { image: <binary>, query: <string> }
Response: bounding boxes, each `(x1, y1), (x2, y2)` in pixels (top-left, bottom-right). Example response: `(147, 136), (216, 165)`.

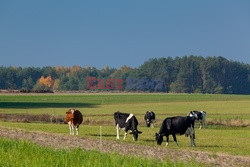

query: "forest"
(1, 56), (250, 94)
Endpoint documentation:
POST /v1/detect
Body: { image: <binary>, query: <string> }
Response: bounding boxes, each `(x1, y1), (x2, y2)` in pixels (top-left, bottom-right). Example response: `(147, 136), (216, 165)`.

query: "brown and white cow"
(65, 109), (83, 135)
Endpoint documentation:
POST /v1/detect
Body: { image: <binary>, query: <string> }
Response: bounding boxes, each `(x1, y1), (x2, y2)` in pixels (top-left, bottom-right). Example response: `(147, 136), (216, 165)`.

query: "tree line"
(0, 56), (250, 94)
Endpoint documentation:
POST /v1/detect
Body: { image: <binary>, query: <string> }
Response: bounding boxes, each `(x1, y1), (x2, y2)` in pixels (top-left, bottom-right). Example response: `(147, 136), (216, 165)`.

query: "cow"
(114, 111), (142, 141)
(65, 109), (83, 135)
(188, 110), (206, 129)
(155, 116), (196, 147)
(144, 110), (156, 128)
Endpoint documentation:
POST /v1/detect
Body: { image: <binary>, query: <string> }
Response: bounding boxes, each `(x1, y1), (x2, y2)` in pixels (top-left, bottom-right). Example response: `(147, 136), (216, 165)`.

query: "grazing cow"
(188, 110), (206, 129)
(114, 111), (142, 141)
(65, 109), (83, 135)
(155, 116), (196, 147)
(144, 110), (156, 128)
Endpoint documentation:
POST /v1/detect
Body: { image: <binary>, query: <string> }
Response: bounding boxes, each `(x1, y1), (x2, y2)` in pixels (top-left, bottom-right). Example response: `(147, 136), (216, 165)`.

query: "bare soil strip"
(0, 127), (249, 166)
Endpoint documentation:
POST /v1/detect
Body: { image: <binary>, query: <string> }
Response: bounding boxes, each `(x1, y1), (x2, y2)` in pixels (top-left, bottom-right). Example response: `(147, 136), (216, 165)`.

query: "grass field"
(0, 138), (201, 167)
(0, 93), (250, 165)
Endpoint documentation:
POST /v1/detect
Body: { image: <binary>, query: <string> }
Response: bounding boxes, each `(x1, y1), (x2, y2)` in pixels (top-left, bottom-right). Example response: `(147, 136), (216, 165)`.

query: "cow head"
(189, 111), (199, 120)
(155, 133), (163, 145)
(66, 109), (74, 123)
(129, 130), (142, 141)
(200, 111), (206, 119)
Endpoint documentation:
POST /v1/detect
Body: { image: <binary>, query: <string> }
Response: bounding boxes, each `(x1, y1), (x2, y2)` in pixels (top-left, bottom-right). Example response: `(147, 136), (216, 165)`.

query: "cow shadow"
(0, 102), (97, 109)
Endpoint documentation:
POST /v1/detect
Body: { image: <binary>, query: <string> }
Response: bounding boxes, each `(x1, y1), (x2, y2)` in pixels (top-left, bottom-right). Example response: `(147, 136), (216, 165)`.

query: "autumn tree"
(33, 75), (54, 91)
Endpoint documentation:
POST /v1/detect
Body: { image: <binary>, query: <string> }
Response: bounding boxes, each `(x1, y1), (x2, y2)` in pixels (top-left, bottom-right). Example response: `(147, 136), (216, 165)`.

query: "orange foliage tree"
(39, 76), (54, 88)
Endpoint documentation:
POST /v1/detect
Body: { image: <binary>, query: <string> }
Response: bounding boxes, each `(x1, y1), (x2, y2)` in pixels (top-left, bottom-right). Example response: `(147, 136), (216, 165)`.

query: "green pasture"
(0, 138), (201, 167)
(0, 93), (250, 156)
(0, 121), (249, 156)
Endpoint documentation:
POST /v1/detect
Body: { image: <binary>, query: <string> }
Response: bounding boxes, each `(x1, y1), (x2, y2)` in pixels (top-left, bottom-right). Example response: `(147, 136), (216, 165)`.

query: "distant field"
(0, 93), (249, 124)
(0, 93), (250, 165)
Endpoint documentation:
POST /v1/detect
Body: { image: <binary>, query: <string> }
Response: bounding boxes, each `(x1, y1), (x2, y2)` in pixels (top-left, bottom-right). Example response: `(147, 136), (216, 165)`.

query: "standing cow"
(65, 109), (83, 135)
(114, 111), (142, 141)
(144, 110), (156, 128)
(188, 110), (206, 129)
(155, 116), (196, 147)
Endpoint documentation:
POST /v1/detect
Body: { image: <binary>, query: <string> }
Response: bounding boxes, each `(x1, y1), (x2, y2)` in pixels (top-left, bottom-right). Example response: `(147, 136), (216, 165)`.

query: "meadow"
(0, 93), (250, 166)
(0, 138), (201, 167)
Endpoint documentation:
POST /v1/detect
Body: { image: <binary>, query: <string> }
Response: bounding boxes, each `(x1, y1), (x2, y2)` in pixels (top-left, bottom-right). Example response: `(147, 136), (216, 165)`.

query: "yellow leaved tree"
(33, 76), (55, 91)
(39, 76), (54, 88)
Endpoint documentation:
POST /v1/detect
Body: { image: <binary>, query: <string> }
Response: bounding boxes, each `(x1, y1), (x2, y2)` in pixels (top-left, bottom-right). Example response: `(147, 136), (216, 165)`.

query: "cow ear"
(155, 133), (158, 136)
(137, 131), (142, 134)
(129, 132), (133, 134)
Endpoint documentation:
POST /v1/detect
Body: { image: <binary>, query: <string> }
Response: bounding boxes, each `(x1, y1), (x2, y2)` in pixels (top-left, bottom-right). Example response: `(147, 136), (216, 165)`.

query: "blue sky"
(1, 1), (250, 69)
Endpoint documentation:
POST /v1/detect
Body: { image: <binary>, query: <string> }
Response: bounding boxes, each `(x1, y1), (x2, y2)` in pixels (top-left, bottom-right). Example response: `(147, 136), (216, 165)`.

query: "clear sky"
(1, 0), (250, 69)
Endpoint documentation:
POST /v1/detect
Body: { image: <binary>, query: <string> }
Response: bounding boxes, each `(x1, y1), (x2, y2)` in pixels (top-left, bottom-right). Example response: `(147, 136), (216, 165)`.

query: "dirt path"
(0, 127), (249, 167)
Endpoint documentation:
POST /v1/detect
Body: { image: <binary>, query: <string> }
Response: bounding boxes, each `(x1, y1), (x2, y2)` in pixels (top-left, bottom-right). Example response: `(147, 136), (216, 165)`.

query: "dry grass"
(1, 113), (249, 127)
(0, 113), (65, 124)
(207, 117), (250, 127)
(0, 113), (114, 126)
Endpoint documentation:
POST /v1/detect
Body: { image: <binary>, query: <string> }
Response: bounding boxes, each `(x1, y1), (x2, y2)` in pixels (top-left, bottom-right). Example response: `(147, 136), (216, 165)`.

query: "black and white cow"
(144, 110), (156, 128)
(155, 116), (196, 147)
(114, 111), (142, 141)
(188, 110), (206, 129)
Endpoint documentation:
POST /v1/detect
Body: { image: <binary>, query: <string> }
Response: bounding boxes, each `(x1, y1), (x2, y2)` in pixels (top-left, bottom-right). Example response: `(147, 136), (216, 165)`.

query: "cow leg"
(68, 123), (71, 135)
(199, 121), (202, 130)
(116, 124), (120, 139)
(166, 136), (169, 146)
(123, 128), (129, 140)
(190, 130), (193, 146)
(172, 134), (179, 146)
(75, 125), (79, 135)
(200, 120), (206, 129)
(124, 126), (130, 140)
(68, 122), (74, 135)
(124, 131), (127, 140)
(190, 127), (196, 147)
(71, 125), (74, 135)
(151, 122), (154, 128)
(192, 137), (196, 147)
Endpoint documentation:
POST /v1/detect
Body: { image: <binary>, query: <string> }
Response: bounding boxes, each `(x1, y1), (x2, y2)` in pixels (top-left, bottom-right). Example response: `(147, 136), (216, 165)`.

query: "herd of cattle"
(65, 109), (206, 147)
